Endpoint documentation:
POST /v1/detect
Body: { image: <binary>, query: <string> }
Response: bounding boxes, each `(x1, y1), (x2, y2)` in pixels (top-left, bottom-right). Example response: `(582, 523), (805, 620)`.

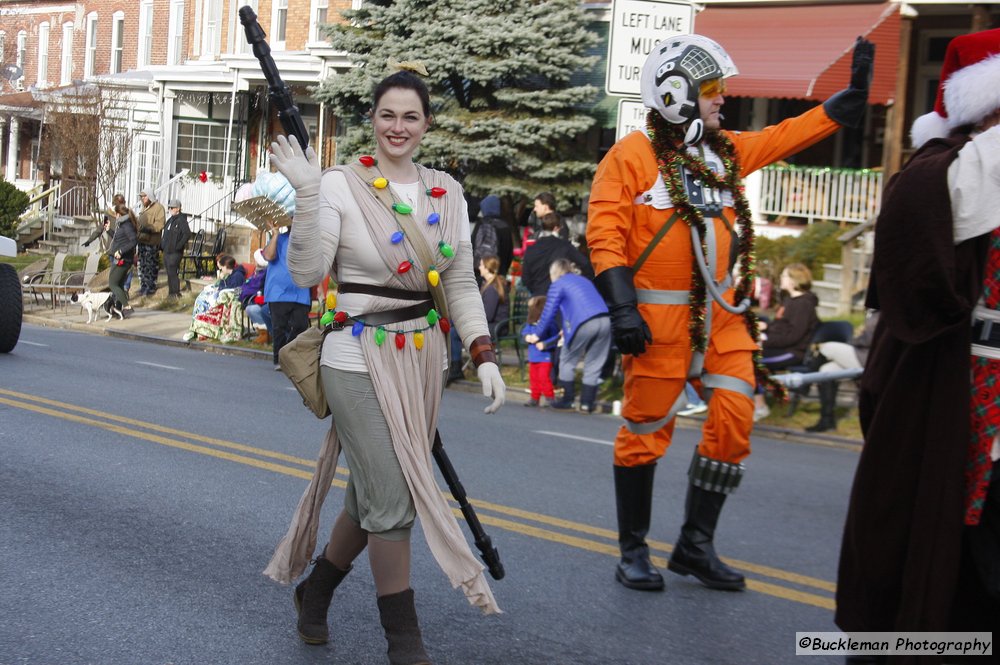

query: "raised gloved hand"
(823, 37), (875, 129)
(477, 362), (506, 414)
(269, 135), (321, 198)
(594, 266), (652, 356)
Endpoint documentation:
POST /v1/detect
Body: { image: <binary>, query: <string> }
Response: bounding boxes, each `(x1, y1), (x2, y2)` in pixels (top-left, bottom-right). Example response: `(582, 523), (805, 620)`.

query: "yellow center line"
(2, 389), (836, 609)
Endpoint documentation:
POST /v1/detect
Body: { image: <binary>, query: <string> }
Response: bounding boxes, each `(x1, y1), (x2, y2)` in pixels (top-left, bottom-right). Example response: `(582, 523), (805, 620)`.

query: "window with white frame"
(309, 0), (329, 44)
(60, 22), (73, 85)
(0, 31), (6, 64)
(16, 30), (26, 89)
(138, 0), (154, 68)
(235, 0), (258, 55)
(84, 13), (98, 78)
(110, 12), (125, 74)
(37, 22), (50, 87)
(167, 0), (185, 65)
(352, 0), (363, 9)
(175, 120), (240, 178)
(271, 0), (288, 49)
(200, 0), (223, 59)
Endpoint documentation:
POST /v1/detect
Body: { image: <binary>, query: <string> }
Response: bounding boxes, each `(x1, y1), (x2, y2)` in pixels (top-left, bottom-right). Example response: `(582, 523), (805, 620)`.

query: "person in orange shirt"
(587, 34), (873, 592)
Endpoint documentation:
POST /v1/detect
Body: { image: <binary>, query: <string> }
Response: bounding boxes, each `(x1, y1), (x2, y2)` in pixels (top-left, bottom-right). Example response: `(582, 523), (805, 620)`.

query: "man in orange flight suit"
(587, 34), (874, 591)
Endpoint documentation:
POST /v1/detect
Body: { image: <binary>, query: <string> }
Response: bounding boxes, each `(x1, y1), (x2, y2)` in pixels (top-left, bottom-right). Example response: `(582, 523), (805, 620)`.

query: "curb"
(23, 313), (862, 446)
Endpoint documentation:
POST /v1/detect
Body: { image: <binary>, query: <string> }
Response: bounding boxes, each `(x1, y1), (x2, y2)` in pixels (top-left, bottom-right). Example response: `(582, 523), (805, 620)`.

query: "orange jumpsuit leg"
(613, 354), (683, 467)
(698, 345), (756, 465)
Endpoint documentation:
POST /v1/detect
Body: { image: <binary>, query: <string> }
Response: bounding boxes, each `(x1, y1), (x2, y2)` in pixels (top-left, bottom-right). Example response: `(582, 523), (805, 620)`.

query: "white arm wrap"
(441, 238), (490, 349)
(286, 181), (337, 289)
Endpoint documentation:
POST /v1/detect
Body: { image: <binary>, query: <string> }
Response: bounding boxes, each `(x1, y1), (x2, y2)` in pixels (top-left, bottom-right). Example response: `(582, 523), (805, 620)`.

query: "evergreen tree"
(316, 0), (599, 204)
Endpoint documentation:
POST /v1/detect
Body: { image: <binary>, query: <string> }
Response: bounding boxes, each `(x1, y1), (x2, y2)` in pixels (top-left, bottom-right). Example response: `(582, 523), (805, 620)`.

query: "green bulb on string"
(426, 309), (439, 326)
(438, 241), (454, 258)
(374, 326), (387, 346)
(320, 310), (335, 327)
(392, 202), (413, 215)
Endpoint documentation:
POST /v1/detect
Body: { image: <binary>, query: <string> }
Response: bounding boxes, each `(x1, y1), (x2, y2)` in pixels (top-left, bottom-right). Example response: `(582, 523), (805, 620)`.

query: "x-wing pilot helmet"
(641, 34), (738, 143)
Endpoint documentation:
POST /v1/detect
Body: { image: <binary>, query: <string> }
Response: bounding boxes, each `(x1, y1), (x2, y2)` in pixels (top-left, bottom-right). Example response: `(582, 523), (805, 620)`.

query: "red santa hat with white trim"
(911, 27), (1000, 149)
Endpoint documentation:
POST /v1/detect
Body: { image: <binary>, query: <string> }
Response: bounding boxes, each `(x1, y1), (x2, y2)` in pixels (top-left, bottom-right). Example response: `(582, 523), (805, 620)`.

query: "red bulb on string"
(359, 155), (376, 167)
(397, 260), (412, 274)
(426, 187), (447, 198)
(333, 311), (348, 324)
(395, 332), (406, 349)
(439, 317), (451, 334)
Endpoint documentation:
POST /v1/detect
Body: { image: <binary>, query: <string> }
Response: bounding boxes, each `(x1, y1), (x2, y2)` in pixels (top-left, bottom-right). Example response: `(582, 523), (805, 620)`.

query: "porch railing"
(19, 182), (61, 242)
(756, 164), (883, 225)
(56, 184), (99, 220)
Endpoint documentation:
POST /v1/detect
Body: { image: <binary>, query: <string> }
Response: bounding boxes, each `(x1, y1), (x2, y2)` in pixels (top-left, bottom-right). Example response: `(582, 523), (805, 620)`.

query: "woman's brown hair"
(480, 255), (507, 303)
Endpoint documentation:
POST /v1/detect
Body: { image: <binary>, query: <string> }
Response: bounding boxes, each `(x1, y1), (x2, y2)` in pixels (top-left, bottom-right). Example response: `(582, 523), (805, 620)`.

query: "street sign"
(605, 0), (695, 97)
(616, 99), (649, 141)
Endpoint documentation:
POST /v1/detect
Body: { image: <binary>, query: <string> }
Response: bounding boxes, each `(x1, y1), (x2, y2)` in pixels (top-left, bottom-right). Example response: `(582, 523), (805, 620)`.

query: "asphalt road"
(1, 324), (860, 665)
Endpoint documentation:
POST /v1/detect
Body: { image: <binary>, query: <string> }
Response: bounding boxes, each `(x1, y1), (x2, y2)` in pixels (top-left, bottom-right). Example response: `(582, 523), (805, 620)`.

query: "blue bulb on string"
(427, 212), (440, 225)
(391, 231), (405, 244)
(351, 321), (365, 336)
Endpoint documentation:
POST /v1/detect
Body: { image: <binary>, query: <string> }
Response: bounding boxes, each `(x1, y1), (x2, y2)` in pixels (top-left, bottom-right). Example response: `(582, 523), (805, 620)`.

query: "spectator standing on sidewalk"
(107, 203), (137, 319)
(135, 189), (166, 297)
(521, 296), (559, 407)
(160, 199), (191, 300)
(525, 258), (610, 413)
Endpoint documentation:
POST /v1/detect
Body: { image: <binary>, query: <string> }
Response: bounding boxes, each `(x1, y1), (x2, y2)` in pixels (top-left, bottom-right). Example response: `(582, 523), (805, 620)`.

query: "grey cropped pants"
(321, 366), (416, 540)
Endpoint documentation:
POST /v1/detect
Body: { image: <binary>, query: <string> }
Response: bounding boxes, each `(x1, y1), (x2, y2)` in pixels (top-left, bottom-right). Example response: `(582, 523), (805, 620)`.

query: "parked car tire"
(0, 262), (22, 353)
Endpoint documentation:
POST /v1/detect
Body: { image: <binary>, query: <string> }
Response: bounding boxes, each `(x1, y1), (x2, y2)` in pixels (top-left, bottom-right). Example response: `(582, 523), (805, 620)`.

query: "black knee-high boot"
(614, 464), (665, 590)
(805, 382), (838, 433)
(293, 550), (351, 644)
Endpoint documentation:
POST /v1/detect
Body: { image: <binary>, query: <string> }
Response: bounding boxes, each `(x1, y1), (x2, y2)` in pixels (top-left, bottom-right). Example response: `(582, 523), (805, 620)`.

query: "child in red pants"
(521, 297), (559, 407)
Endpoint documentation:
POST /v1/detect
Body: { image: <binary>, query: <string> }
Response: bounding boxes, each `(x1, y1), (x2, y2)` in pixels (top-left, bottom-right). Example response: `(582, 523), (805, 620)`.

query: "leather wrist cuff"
(469, 335), (497, 368)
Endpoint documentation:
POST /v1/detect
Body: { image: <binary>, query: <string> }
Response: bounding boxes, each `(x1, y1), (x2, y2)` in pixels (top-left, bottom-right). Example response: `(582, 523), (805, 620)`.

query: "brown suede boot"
(253, 328), (271, 345)
(376, 589), (431, 665)
(293, 554), (351, 645)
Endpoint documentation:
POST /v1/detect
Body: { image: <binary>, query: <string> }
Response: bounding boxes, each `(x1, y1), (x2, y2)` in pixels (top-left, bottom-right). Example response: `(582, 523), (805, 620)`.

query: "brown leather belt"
(335, 283), (435, 327)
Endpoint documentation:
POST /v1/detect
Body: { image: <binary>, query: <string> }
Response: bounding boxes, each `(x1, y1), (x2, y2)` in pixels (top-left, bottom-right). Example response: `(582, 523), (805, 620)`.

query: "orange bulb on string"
(325, 292), (337, 310)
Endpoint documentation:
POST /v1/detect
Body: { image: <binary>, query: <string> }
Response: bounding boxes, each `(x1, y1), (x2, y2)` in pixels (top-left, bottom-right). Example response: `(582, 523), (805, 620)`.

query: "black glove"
(823, 37), (875, 128)
(594, 266), (652, 356)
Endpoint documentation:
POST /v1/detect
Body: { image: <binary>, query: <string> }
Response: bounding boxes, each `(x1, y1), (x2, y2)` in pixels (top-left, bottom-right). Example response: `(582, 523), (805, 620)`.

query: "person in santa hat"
(837, 28), (1000, 655)
(586, 34), (875, 593)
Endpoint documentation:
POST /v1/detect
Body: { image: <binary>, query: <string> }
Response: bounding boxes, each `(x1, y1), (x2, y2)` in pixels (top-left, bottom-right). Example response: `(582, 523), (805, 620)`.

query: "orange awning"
(695, 2), (900, 105)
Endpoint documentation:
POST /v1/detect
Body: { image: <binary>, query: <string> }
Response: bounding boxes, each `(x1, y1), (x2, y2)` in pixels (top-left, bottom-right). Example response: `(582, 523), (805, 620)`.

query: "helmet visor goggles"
(699, 78), (727, 98)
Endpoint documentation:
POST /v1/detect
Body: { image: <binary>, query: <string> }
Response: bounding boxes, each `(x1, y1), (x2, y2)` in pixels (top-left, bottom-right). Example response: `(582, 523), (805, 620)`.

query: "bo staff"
(239, 5), (310, 150)
(240, 5), (505, 582)
(433, 431), (505, 580)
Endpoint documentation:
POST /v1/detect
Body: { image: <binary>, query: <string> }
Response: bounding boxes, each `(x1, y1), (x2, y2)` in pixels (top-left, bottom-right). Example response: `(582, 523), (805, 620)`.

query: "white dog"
(71, 290), (123, 323)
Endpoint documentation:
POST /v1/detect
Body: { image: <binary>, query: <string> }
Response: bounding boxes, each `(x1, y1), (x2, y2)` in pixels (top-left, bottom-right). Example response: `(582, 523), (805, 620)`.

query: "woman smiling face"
(372, 87), (432, 165)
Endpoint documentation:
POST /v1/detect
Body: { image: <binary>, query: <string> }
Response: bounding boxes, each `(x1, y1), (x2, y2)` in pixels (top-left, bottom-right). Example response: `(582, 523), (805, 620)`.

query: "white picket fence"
(754, 164), (883, 225)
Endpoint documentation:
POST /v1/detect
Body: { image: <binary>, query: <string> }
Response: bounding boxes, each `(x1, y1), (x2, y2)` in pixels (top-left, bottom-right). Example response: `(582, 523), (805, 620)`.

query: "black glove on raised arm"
(823, 37), (875, 128)
(594, 266), (653, 357)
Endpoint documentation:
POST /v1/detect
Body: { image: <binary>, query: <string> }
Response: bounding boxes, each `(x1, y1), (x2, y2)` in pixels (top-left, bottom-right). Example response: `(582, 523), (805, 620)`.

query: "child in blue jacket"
(521, 297), (560, 407)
